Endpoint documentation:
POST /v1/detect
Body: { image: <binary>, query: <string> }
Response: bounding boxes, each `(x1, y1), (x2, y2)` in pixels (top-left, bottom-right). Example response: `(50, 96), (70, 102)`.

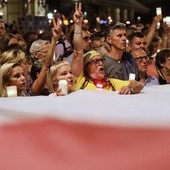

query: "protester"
(0, 63), (26, 97)
(47, 61), (74, 96)
(104, 23), (140, 80)
(30, 17), (62, 96)
(155, 49), (170, 84)
(0, 33), (18, 54)
(71, 3), (143, 94)
(131, 49), (159, 86)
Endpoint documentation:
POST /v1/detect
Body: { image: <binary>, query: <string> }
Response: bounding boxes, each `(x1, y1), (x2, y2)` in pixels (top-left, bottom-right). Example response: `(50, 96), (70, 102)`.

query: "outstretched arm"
(118, 80), (144, 95)
(71, 2), (84, 78)
(128, 80), (144, 94)
(162, 22), (170, 48)
(31, 18), (62, 95)
(146, 15), (162, 46)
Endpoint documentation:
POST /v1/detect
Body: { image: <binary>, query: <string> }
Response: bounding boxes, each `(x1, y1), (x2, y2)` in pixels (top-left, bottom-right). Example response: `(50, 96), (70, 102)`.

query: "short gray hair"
(29, 39), (49, 55)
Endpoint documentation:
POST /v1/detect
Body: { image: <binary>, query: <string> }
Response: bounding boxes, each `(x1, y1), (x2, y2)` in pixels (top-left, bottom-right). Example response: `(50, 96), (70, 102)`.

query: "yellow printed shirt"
(72, 75), (130, 91)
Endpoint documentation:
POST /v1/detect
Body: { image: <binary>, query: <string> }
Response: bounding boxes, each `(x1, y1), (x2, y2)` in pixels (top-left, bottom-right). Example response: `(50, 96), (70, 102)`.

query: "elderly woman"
(155, 48), (170, 84)
(0, 63), (26, 97)
(47, 61), (74, 96)
(72, 50), (143, 94)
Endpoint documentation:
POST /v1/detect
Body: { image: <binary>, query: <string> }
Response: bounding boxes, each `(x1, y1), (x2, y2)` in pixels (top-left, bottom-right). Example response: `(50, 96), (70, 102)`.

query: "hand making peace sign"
(73, 2), (83, 25)
(52, 17), (62, 40)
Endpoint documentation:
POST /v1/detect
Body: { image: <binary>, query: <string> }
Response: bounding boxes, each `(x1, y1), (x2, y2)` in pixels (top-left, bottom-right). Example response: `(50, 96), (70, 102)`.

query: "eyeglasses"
(83, 36), (91, 42)
(88, 58), (105, 65)
(135, 56), (148, 63)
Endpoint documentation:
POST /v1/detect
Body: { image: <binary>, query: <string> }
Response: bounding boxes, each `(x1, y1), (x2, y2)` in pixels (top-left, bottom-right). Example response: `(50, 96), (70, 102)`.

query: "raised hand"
(153, 15), (162, 24)
(52, 17), (62, 40)
(73, 2), (83, 25)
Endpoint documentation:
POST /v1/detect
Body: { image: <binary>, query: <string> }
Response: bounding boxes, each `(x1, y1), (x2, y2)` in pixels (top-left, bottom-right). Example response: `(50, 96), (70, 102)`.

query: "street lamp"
(47, 12), (53, 23)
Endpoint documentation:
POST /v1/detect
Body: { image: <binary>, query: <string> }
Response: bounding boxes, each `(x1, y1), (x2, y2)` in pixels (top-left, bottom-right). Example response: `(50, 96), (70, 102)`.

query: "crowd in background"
(1, 2), (170, 97)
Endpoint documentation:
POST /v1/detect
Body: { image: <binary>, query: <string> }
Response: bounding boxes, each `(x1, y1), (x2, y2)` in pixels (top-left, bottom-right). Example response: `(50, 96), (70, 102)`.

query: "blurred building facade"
(0, 0), (149, 34)
(48, 0), (149, 23)
(90, 0), (149, 22)
(1, 0), (48, 23)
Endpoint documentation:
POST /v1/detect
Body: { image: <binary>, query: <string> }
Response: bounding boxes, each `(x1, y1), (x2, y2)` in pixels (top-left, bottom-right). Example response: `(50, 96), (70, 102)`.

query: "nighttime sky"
(137, 0), (170, 16)
(48, 0), (170, 24)
(135, 0), (170, 23)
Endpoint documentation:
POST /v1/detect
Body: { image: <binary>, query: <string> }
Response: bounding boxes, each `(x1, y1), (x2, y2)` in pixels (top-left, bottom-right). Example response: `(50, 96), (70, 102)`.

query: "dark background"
(47, 0), (170, 24)
(137, 0), (170, 23)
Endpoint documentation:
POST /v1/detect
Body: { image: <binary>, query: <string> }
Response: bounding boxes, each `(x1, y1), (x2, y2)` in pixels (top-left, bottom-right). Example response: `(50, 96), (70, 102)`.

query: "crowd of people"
(1, 2), (170, 97)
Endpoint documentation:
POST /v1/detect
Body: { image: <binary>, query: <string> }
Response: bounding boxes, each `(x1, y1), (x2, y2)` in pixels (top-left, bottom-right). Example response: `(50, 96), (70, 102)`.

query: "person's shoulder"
(109, 78), (130, 90)
(104, 55), (110, 59)
(149, 75), (157, 79)
(123, 51), (137, 63)
(146, 75), (160, 86)
(104, 55), (117, 63)
(64, 39), (71, 47)
(148, 75), (159, 82)
(55, 42), (64, 48)
(109, 77), (128, 83)
(72, 74), (86, 91)
(123, 51), (133, 58)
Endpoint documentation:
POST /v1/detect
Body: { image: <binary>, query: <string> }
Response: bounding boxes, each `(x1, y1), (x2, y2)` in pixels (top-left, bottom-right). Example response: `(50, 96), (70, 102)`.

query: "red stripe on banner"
(0, 118), (170, 170)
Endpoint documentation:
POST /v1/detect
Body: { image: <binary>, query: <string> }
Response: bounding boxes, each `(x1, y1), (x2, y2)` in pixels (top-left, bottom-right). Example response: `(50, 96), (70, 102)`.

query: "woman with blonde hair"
(47, 61), (74, 96)
(0, 63), (26, 97)
(0, 45), (28, 74)
(0, 33), (18, 54)
(0, 45), (30, 94)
